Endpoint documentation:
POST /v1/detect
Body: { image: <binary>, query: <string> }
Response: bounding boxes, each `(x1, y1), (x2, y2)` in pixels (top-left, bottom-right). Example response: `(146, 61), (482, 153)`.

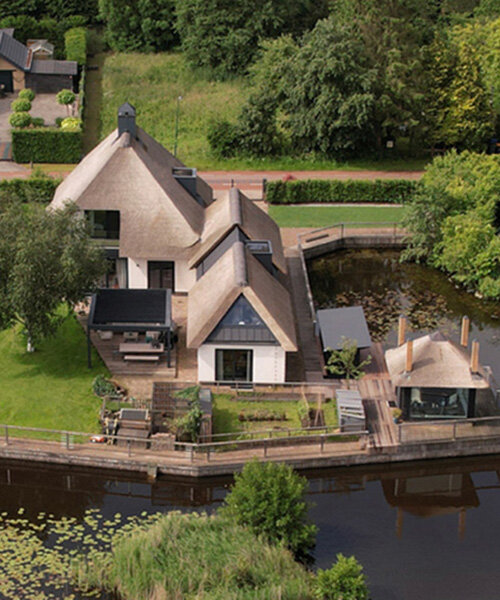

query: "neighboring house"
(26, 39), (55, 60)
(0, 28), (76, 93)
(50, 103), (298, 384)
(385, 332), (493, 421)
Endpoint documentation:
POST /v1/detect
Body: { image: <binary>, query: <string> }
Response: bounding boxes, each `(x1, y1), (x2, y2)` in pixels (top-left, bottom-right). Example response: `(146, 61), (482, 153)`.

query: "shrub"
(9, 112), (31, 128)
(0, 175), (60, 204)
(314, 554), (369, 600)
(31, 117), (45, 127)
(12, 128), (82, 163)
(18, 88), (35, 101)
(55, 117), (64, 127)
(207, 119), (240, 158)
(172, 398), (203, 442)
(222, 459), (317, 558)
(266, 178), (418, 205)
(57, 89), (76, 106)
(11, 98), (31, 112)
(92, 375), (117, 398)
(61, 117), (82, 131)
(65, 26), (87, 65)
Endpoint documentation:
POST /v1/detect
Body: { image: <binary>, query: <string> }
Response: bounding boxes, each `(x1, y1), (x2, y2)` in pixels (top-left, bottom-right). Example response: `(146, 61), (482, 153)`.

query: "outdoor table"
(119, 342), (164, 354)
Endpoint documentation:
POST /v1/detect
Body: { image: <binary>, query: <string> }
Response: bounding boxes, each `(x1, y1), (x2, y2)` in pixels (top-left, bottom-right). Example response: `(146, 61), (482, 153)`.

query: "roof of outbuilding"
(316, 306), (372, 351)
(30, 59), (77, 75)
(385, 332), (490, 389)
(0, 30), (31, 70)
(189, 187), (287, 273)
(187, 241), (297, 351)
(50, 126), (206, 259)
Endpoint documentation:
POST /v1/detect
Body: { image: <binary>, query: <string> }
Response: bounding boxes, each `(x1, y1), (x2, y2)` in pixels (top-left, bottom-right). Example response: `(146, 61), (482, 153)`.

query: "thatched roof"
(385, 332), (490, 389)
(50, 128), (206, 259)
(187, 241), (297, 350)
(189, 188), (286, 273)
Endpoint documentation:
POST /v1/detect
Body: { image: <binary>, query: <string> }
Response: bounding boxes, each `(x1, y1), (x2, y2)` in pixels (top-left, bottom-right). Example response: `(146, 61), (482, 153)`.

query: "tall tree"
(0, 202), (106, 349)
(99, 0), (178, 52)
(175, 0), (329, 78)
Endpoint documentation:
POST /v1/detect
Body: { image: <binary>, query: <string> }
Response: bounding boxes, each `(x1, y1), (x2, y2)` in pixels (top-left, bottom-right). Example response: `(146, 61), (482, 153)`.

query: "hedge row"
(65, 26), (87, 65)
(0, 177), (60, 203)
(265, 179), (418, 204)
(12, 129), (82, 163)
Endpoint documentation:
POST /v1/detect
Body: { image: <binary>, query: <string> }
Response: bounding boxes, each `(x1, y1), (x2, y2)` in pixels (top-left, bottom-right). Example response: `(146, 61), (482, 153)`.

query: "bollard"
(263, 441), (267, 458)
(127, 439), (131, 457)
(4, 425), (8, 446)
(206, 448), (211, 462)
(320, 436), (325, 453)
(65, 432), (70, 451)
(190, 446), (194, 463)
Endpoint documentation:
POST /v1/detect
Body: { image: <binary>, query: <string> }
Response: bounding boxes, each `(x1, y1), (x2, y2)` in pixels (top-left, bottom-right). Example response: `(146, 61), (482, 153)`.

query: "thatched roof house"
(187, 241), (296, 351)
(385, 332), (490, 390)
(189, 187), (286, 274)
(52, 126), (207, 260)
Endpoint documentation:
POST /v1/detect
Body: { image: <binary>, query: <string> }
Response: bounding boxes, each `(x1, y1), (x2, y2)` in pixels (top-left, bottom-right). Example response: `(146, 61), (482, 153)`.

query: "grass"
(212, 394), (337, 436)
(0, 313), (107, 436)
(269, 204), (404, 228)
(97, 51), (428, 172)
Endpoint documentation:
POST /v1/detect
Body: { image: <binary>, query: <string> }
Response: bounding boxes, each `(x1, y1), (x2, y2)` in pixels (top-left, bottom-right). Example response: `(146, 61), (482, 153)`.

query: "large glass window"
(215, 349), (253, 382)
(101, 257), (128, 288)
(219, 296), (264, 327)
(407, 387), (472, 420)
(86, 211), (120, 240)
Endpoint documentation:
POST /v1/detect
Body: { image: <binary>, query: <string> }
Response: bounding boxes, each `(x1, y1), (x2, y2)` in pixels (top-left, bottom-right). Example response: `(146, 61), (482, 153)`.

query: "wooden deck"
(88, 328), (177, 377)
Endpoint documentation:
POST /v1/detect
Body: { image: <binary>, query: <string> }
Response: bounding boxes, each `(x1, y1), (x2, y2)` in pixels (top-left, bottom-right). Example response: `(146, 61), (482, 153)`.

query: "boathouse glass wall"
(400, 387), (476, 421)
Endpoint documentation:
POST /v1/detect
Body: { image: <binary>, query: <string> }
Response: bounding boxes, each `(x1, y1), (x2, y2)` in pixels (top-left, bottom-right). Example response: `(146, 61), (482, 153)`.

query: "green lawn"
(269, 204), (404, 228)
(97, 51), (428, 172)
(0, 313), (108, 436)
(212, 394), (337, 436)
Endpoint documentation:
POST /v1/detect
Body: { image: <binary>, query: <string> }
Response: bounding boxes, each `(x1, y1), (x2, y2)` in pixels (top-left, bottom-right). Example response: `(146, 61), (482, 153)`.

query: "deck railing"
(398, 415), (500, 445)
(0, 422), (368, 463)
(297, 221), (405, 248)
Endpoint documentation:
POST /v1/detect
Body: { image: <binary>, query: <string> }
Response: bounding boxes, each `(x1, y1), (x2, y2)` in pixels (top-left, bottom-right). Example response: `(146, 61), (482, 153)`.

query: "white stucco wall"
(126, 258), (196, 292)
(197, 344), (286, 384)
(127, 258), (148, 288)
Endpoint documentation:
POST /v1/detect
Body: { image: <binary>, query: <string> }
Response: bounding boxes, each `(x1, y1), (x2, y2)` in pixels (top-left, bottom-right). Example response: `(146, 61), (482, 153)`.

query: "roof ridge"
(229, 187), (242, 225)
(233, 241), (247, 287)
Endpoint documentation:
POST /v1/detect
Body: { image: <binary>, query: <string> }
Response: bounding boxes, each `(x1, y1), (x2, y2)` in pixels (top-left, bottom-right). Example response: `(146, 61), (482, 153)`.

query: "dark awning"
(88, 288), (172, 332)
(316, 306), (371, 351)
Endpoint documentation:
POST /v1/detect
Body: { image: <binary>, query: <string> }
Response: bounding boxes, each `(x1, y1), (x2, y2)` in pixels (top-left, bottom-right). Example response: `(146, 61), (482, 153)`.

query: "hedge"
(265, 179), (418, 204)
(0, 177), (60, 204)
(65, 26), (87, 65)
(12, 128), (82, 163)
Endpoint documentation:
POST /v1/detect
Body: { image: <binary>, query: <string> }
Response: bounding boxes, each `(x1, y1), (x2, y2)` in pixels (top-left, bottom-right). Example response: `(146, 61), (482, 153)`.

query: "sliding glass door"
(215, 349), (253, 382)
(148, 261), (175, 291)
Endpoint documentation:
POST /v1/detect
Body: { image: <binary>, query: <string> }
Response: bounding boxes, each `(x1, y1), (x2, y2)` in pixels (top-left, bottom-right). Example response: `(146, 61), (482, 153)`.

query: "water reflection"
(3, 457), (500, 599)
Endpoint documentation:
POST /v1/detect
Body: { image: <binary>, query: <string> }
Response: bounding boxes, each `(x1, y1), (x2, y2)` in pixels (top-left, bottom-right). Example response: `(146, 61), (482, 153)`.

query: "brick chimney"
(460, 316), (470, 347)
(405, 340), (413, 373)
(118, 102), (136, 139)
(397, 315), (406, 346)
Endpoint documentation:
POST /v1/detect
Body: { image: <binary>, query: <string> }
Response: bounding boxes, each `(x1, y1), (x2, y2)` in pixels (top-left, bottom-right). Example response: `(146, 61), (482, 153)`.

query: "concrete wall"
(198, 344), (286, 383)
(0, 57), (24, 91)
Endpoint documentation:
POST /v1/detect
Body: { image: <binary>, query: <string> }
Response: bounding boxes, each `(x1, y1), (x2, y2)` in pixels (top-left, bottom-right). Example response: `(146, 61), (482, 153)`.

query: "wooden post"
(397, 315), (406, 346)
(470, 340), (480, 373)
(127, 439), (131, 457)
(405, 340), (413, 373)
(4, 425), (8, 446)
(460, 316), (470, 347)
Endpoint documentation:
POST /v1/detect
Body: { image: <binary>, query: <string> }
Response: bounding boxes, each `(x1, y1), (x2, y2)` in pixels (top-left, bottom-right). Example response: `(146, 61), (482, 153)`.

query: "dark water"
(3, 456), (500, 600)
(307, 248), (500, 382)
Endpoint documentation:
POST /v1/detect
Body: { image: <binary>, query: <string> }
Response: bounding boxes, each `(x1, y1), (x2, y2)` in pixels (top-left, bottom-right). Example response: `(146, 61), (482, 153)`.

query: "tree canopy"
(0, 202), (106, 348)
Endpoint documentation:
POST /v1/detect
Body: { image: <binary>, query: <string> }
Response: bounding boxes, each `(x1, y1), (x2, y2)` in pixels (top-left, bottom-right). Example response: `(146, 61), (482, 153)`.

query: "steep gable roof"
(189, 187), (286, 273)
(187, 241), (297, 350)
(50, 127), (205, 258)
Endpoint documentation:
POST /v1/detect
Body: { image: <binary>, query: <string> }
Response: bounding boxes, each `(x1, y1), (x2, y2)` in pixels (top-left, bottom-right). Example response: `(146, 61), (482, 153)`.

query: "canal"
(2, 455), (500, 600)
